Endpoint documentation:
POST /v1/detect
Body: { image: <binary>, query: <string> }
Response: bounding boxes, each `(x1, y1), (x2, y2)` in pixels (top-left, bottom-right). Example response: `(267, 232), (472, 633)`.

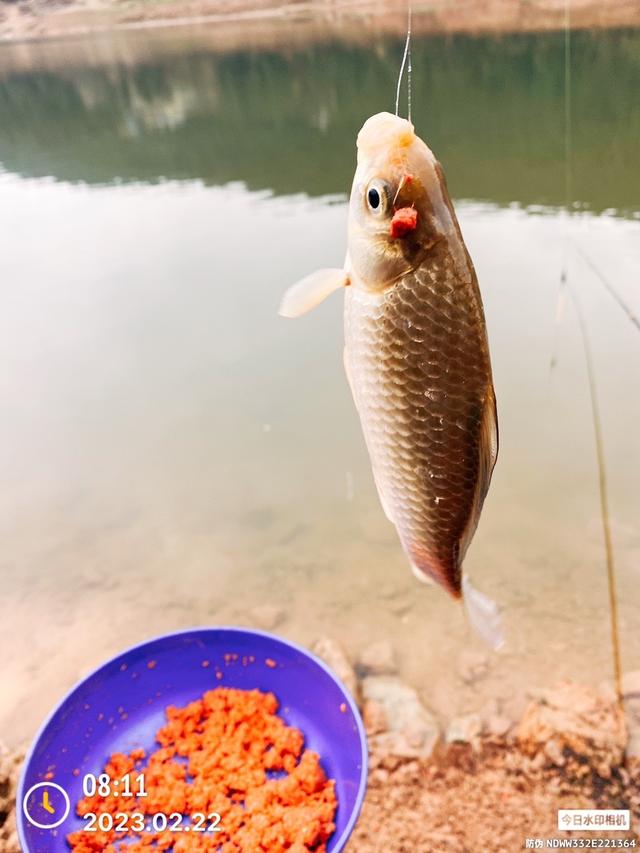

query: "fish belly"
(344, 261), (496, 598)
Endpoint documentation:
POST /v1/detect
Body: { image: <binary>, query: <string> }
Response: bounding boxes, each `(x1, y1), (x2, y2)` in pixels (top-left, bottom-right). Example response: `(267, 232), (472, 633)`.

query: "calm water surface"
(0, 24), (639, 745)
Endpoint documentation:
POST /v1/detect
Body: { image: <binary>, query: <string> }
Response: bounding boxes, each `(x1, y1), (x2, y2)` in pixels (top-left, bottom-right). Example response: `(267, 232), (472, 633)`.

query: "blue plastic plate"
(17, 627), (368, 852)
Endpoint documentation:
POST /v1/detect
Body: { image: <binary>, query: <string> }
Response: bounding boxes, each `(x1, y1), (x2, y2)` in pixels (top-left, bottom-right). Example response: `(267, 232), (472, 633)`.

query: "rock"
(446, 714), (482, 744)
(359, 640), (397, 675)
(456, 649), (489, 684)
(516, 681), (626, 769)
(361, 676), (439, 759)
(248, 604), (285, 631)
(485, 714), (513, 738)
(312, 636), (358, 700)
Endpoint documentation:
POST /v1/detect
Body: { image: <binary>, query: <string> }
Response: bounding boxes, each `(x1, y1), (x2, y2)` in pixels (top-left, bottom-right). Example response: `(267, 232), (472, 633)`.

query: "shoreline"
(3, 666), (639, 852)
(1, 0), (640, 51)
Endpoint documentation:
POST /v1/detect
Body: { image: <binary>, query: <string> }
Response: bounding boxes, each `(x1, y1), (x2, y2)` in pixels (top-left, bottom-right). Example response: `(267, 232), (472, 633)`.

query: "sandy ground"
(1, 0), (640, 48)
(352, 674), (640, 851)
(3, 676), (640, 852)
(350, 743), (640, 851)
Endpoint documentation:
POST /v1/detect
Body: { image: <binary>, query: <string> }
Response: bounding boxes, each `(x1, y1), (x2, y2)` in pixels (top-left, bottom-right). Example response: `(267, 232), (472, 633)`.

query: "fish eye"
(365, 180), (388, 215)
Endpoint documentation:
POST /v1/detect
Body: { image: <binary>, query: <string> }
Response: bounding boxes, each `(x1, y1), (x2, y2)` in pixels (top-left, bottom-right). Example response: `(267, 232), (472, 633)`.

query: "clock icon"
(22, 783), (71, 830)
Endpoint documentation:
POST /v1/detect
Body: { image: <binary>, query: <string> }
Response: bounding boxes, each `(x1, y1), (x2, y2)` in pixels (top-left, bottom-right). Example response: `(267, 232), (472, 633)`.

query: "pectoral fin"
(279, 268), (348, 318)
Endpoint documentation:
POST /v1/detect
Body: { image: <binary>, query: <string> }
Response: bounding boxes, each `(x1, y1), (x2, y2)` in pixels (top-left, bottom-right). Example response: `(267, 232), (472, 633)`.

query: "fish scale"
(344, 259), (492, 598)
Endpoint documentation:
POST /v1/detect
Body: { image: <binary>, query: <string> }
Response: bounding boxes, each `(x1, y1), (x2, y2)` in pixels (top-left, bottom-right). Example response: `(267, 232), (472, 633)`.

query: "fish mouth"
(388, 172), (419, 237)
(390, 206), (418, 239)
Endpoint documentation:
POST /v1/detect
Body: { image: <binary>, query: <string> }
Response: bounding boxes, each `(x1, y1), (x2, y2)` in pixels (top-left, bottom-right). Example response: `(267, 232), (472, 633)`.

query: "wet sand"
(1, 0), (640, 48)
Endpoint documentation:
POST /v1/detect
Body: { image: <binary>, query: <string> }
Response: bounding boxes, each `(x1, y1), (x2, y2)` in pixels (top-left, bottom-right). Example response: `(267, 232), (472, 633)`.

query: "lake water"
(0, 23), (639, 746)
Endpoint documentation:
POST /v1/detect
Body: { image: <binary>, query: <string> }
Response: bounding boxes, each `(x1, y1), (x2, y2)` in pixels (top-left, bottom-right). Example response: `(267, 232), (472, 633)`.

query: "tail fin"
(462, 574), (504, 651)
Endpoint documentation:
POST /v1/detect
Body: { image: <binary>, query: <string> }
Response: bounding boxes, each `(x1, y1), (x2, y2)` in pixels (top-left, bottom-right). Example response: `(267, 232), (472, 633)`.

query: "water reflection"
(0, 28), (639, 214)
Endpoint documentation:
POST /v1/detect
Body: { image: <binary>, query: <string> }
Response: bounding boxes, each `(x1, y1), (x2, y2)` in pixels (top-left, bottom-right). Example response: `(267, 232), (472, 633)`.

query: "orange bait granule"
(66, 687), (337, 853)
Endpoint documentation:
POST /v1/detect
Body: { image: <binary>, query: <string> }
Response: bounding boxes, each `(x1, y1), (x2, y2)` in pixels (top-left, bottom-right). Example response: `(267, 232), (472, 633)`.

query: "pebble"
(363, 699), (388, 735)
(359, 640), (397, 675)
(312, 636), (359, 700)
(530, 751), (546, 770)
(543, 736), (565, 766)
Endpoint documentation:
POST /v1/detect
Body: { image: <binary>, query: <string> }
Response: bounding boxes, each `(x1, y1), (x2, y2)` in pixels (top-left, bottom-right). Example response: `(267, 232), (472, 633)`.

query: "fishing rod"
(566, 282), (623, 708)
(557, 0), (624, 711)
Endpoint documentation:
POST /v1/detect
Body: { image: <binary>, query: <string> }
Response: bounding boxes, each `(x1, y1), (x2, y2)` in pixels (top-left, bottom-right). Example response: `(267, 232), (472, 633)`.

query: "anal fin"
(462, 573), (504, 651)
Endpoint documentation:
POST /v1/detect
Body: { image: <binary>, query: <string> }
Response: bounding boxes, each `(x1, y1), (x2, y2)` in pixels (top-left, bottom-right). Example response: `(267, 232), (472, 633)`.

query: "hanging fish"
(280, 112), (503, 649)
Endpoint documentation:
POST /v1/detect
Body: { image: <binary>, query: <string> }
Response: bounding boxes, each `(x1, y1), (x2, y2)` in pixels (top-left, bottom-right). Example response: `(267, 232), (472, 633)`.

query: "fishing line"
(407, 5), (412, 122)
(573, 241), (640, 334)
(563, 0), (572, 227)
(395, 0), (412, 121)
(549, 0), (573, 372)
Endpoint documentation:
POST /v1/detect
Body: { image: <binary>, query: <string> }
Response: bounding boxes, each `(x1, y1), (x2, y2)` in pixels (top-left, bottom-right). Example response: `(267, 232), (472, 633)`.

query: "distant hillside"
(1, 0), (640, 45)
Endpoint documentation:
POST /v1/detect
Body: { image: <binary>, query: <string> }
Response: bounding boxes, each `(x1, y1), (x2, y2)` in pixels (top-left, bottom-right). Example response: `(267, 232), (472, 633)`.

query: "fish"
(280, 112), (503, 649)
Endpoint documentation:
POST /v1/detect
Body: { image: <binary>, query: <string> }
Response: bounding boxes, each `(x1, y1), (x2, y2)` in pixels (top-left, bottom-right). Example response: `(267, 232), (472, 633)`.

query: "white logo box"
(557, 809), (631, 831)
